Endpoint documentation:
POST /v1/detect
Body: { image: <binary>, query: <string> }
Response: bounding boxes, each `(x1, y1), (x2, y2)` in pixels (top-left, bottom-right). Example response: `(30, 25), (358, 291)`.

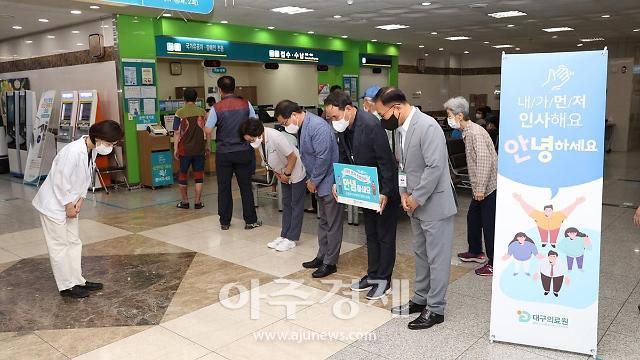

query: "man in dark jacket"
(205, 76), (261, 230)
(324, 90), (400, 300)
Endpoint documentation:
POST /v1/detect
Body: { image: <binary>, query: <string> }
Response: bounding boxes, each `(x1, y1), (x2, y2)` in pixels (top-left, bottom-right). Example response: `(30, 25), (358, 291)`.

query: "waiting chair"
(447, 138), (472, 190)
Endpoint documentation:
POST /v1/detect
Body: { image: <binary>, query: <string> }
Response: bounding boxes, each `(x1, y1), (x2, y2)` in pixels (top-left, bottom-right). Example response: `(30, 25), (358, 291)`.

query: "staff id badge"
(398, 171), (407, 187)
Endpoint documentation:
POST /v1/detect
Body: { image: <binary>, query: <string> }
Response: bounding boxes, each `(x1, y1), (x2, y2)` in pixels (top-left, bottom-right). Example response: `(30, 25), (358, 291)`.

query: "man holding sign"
(324, 90), (400, 301)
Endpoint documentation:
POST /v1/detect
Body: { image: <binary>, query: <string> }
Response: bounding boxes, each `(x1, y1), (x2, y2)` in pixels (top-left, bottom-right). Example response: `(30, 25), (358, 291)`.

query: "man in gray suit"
(275, 100), (344, 278)
(374, 87), (457, 330)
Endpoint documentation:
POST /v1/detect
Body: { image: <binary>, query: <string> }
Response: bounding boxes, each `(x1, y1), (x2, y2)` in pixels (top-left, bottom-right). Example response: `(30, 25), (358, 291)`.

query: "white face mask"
(332, 118), (349, 133)
(284, 116), (299, 134)
(95, 142), (113, 156)
(447, 116), (460, 130)
(249, 136), (263, 149)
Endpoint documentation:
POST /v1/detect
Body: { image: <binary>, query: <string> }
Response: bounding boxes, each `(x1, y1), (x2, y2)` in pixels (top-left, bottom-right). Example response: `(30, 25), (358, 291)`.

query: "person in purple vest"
(205, 76), (262, 231)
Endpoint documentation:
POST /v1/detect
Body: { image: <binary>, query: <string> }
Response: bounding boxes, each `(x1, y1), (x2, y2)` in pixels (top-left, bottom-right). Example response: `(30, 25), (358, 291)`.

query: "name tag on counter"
(398, 171), (407, 187)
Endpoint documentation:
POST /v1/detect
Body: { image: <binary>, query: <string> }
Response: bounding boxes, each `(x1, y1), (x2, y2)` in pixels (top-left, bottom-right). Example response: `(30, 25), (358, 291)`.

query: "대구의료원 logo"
(517, 310), (531, 322)
(517, 309), (569, 327)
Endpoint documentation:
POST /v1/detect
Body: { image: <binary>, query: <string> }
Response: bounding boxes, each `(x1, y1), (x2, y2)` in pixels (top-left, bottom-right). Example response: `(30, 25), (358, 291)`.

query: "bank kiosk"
(5, 90), (35, 177)
(57, 91), (78, 152)
(74, 90), (99, 139)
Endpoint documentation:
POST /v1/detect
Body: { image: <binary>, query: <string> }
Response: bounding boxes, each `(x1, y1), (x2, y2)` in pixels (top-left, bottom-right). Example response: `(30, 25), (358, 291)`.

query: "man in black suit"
(324, 90), (400, 301)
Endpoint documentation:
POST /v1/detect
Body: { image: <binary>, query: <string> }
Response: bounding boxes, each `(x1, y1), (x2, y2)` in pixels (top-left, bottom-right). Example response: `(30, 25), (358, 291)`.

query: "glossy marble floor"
(0, 150), (639, 360)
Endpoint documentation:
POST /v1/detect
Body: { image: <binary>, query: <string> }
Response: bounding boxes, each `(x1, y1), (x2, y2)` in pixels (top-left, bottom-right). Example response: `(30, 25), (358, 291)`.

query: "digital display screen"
(62, 103), (72, 121)
(80, 103), (92, 121)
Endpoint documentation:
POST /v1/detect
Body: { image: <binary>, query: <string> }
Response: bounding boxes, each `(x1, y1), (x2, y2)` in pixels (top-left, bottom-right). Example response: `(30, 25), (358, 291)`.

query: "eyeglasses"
(380, 103), (400, 118)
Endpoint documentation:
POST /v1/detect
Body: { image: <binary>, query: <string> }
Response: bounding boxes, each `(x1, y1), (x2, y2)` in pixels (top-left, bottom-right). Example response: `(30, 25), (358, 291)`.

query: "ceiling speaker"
(372, 67), (382, 74)
(264, 62), (280, 70)
(317, 64), (329, 71)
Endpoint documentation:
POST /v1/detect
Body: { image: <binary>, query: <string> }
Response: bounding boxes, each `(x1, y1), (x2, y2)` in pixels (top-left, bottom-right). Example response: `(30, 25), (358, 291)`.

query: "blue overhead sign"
(104, 0), (214, 14)
(156, 36), (344, 66)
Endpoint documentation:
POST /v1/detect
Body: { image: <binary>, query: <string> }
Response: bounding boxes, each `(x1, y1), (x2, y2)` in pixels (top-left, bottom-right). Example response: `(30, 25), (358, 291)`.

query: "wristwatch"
(284, 171), (292, 177)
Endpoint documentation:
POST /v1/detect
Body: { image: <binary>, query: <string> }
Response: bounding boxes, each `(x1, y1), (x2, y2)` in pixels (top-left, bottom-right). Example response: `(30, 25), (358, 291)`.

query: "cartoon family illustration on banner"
(499, 193), (597, 304)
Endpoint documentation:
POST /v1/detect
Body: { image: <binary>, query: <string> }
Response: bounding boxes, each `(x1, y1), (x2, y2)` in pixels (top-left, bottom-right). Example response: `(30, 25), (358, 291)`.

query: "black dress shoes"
(60, 286), (90, 299)
(79, 281), (103, 291)
(302, 257), (324, 269)
(312, 264), (337, 278)
(408, 309), (444, 330)
(391, 301), (426, 316)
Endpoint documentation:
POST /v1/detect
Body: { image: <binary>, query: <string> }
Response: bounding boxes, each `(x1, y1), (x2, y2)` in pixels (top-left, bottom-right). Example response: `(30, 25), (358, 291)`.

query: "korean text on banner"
(333, 163), (381, 211)
(489, 50), (608, 357)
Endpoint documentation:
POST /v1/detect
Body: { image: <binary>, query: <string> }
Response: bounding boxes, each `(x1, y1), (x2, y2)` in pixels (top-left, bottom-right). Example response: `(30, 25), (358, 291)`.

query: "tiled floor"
(0, 150), (639, 359)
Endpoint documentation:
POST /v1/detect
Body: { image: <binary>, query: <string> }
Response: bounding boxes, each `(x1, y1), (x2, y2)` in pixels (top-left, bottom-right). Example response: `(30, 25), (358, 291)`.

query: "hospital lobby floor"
(1, 151), (640, 360)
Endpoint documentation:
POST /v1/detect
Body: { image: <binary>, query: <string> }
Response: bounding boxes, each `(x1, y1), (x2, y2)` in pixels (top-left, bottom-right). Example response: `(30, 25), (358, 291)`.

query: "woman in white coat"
(32, 120), (124, 299)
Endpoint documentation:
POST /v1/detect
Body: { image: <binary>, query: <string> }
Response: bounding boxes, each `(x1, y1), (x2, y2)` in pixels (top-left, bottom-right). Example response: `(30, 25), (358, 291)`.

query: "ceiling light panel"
(492, 44), (514, 48)
(376, 24), (410, 30)
(272, 7), (314, 15)
(445, 36), (471, 40)
(580, 38), (605, 42)
(488, 11), (527, 18)
(542, 27), (574, 32)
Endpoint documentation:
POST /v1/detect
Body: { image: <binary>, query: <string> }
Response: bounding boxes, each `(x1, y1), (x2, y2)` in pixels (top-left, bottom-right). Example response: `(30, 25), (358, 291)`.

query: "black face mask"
(381, 107), (400, 130)
(382, 114), (399, 130)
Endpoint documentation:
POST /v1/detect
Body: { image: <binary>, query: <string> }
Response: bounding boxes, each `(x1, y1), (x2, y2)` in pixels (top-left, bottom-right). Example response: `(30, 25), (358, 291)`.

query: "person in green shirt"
(557, 227), (591, 271)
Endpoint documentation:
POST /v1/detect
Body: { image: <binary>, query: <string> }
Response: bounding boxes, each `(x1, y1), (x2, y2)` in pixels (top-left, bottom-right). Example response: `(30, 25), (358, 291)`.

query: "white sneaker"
(268, 237), (285, 249)
(275, 239), (296, 252)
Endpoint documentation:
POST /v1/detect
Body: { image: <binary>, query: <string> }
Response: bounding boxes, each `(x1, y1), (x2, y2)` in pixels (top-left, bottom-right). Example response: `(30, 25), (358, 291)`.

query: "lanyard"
(260, 139), (273, 170)
(397, 130), (406, 171)
(342, 134), (355, 164)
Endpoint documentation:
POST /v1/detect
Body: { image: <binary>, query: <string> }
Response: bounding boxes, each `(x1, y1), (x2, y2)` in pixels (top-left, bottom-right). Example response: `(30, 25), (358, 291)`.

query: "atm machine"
(74, 90), (99, 140)
(56, 91), (78, 152)
(5, 90), (35, 177)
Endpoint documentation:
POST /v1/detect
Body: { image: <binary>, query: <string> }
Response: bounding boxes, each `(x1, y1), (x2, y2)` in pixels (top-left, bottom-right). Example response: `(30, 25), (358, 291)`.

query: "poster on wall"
(489, 50), (608, 356)
(121, 59), (158, 130)
(23, 90), (56, 186)
(333, 163), (381, 211)
(342, 75), (359, 104)
(318, 84), (330, 105)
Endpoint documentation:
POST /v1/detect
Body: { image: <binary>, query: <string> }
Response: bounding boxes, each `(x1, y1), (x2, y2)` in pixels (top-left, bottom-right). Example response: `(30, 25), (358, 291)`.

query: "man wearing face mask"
(324, 90), (400, 300)
(239, 118), (307, 252)
(275, 100), (344, 278)
(373, 87), (457, 330)
(32, 120), (124, 298)
(361, 86), (382, 117)
(445, 97), (497, 277)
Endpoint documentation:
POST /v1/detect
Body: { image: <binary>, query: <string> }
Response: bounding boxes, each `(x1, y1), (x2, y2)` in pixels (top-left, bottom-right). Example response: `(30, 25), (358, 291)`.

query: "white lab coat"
(32, 136), (95, 292)
(33, 136), (96, 221)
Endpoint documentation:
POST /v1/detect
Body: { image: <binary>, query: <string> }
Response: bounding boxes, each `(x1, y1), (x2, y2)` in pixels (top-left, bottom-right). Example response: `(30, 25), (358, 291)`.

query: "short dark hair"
(476, 106), (489, 118)
(274, 100), (303, 120)
(323, 90), (352, 110)
(206, 96), (216, 107)
(183, 88), (197, 103)
(543, 205), (554, 211)
(329, 85), (342, 93)
(373, 87), (407, 106)
(89, 120), (124, 144)
(239, 118), (264, 139)
(217, 76), (236, 94)
(548, 250), (559, 257)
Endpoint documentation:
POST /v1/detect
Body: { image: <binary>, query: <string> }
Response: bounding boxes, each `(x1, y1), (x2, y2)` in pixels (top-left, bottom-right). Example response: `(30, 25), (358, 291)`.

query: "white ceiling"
(2, 0), (640, 55)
